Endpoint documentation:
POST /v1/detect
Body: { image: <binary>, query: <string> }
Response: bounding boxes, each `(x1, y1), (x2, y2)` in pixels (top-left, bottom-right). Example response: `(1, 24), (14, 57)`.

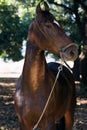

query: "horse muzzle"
(60, 43), (78, 61)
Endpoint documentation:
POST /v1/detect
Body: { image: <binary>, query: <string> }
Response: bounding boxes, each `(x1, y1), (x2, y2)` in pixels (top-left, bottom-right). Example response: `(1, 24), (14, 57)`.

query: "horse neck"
(22, 41), (47, 92)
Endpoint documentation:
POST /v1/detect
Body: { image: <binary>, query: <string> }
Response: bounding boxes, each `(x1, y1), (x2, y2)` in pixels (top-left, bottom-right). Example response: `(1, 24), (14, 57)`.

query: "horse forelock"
(36, 10), (55, 23)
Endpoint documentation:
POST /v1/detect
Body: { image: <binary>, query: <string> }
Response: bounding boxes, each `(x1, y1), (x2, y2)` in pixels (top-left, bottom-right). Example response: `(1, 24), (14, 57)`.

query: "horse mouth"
(60, 44), (78, 61)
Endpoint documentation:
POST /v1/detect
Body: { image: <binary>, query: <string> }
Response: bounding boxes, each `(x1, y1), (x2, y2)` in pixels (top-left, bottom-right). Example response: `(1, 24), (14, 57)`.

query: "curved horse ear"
(44, 2), (49, 12)
(36, 3), (42, 14)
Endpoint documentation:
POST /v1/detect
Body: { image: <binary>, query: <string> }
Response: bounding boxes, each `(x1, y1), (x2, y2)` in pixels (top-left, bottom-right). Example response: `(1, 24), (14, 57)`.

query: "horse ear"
(44, 2), (49, 12)
(36, 3), (42, 14)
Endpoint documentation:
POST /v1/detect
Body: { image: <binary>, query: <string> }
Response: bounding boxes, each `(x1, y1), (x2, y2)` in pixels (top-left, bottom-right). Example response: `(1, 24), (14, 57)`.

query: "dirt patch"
(73, 82), (87, 130)
(0, 78), (87, 130)
(0, 78), (19, 130)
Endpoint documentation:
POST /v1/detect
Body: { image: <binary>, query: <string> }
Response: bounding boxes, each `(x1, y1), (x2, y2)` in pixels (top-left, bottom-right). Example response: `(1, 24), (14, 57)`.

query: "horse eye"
(45, 23), (51, 28)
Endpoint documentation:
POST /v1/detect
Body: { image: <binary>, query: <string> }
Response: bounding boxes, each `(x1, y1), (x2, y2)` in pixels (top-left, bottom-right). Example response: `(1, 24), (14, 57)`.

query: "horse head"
(28, 2), (78, 61)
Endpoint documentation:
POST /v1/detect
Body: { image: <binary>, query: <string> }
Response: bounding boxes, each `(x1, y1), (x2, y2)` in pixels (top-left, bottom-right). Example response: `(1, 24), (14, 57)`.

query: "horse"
(14, 2), (78, 130)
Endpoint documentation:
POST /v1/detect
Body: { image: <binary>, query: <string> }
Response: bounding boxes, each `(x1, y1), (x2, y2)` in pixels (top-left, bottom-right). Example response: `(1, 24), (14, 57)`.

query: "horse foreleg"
(65, 80), (76, 130)
(65, 110), (74, 130)
(40, 120), (56, 130)
(56, 117), (65, 130)
(19, 122), (27, 130)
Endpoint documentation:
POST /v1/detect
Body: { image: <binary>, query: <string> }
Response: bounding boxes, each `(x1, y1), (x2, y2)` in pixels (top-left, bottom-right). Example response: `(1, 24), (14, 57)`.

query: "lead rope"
(60, 51), (73, 73)
(33, 64), (63, 130)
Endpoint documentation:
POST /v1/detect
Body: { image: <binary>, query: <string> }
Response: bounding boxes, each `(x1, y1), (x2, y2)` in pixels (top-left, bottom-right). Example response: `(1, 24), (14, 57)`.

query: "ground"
(0, 78), (87, 130)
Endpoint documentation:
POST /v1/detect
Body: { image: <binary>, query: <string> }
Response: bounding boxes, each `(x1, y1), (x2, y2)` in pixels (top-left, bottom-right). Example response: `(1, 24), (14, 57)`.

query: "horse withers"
(15, 2), (78, 130)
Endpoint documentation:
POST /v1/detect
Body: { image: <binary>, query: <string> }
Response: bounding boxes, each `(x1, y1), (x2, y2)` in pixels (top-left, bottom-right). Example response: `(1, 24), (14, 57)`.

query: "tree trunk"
(80, 12), (87, 84)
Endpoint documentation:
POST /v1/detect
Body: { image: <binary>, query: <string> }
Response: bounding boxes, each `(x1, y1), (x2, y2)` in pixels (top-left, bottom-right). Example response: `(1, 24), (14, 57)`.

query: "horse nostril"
(70, 51), (74, 57)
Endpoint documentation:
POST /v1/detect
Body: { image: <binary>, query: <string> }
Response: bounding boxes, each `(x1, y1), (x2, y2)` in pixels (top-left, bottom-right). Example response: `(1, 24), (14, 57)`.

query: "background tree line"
(0, 0), (87, 84)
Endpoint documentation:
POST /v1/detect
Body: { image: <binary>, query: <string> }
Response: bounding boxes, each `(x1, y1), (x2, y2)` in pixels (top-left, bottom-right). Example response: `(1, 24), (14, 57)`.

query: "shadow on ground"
(0, 78), (87, 130)
(0, 78), (19, 130)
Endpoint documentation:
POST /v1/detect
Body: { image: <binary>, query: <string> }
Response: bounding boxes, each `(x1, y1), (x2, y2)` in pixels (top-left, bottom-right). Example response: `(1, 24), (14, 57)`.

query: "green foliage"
(0, 1), (31, 61)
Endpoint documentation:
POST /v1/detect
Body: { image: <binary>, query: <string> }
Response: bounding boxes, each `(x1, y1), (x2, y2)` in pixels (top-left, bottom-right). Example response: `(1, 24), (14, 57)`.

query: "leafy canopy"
(0, 0), (33, 61)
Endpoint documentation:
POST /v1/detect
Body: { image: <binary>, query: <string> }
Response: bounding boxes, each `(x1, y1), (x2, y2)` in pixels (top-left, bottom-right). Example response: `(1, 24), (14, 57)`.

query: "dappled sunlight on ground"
(0, 78), (87, 130)
(0, 79), (19, 130)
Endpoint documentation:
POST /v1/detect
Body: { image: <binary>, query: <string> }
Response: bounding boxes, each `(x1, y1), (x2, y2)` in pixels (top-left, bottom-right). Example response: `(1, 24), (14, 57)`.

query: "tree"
(0, 1), (30, 61)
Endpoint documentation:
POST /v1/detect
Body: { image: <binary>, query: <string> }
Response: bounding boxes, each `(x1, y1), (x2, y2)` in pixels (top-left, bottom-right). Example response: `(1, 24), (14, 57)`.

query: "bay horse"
(15, 2), (78, 130)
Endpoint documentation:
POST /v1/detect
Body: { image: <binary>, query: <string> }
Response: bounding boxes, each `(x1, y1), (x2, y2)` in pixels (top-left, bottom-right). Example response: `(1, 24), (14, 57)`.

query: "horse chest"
(15, 88), (50, 120)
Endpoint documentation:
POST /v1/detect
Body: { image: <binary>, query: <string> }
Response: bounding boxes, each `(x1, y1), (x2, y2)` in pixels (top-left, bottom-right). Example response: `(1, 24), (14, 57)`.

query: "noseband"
(60, 43), (78, 53)
(59, 43), (77, 72)
(60, 43), (78, 60)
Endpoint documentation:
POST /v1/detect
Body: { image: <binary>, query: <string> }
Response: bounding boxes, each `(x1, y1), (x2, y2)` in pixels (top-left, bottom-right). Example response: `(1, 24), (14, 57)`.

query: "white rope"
(60, 51), (73, 73)
(61, 43), (78, 52)
(33, 64), (63, 130)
